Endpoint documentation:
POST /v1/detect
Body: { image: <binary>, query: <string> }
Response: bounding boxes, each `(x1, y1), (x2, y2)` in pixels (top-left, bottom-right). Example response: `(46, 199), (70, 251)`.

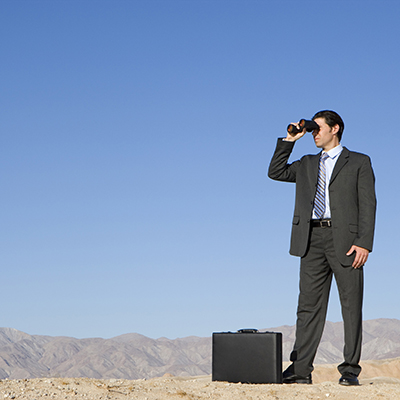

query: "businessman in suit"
(268, 110), (376, 385)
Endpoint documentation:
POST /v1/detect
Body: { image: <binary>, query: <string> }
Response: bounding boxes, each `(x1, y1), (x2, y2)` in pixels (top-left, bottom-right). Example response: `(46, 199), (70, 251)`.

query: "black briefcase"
(212, 329), (282, 384)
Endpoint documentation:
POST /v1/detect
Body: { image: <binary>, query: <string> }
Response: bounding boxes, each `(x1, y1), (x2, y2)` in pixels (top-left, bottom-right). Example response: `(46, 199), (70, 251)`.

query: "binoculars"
(287, 119), (320, 135)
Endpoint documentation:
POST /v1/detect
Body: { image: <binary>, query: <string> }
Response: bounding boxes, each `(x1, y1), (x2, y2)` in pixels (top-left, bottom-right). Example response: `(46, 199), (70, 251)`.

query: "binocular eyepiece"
(287, 119), (320, 135)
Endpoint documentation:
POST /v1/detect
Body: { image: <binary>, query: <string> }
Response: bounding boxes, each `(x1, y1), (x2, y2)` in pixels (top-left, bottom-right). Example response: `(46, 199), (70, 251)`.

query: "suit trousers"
(290, 225), (364, 377)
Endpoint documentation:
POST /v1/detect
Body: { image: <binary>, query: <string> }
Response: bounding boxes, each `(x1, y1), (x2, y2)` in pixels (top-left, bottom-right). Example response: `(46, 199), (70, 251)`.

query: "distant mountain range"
(1, 318), (399, 380)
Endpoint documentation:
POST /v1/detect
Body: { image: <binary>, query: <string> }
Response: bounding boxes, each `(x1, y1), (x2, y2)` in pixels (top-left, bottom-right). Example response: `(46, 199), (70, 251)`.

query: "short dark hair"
(312, 110), (344, 142)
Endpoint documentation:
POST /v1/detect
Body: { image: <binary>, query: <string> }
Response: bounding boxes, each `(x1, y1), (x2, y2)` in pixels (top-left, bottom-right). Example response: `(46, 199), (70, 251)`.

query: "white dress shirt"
(312, 144), (343, 219)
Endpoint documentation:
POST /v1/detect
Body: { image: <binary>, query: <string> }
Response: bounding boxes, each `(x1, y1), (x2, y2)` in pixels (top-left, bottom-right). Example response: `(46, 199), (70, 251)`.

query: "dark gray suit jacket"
(268, 138), (376, 266)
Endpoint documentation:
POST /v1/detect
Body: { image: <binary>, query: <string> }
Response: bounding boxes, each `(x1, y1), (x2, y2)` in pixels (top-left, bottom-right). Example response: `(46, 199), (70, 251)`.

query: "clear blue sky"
(1, 0), (399, 339)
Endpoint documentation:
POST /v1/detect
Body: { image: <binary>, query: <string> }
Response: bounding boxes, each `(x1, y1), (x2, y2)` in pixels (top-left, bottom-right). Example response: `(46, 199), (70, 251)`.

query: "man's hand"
(285, 122), (307, 142)
(346, 245), (370, 269)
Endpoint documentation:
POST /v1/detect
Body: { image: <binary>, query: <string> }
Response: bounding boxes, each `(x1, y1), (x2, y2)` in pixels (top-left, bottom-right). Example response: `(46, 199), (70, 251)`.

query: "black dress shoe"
(283, 370), (312, 384)
(339, 373), (359, 386)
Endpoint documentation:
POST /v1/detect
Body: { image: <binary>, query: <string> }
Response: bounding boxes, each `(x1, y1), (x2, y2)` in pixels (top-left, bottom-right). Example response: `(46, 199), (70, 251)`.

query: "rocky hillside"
(1, 318), (399, 380)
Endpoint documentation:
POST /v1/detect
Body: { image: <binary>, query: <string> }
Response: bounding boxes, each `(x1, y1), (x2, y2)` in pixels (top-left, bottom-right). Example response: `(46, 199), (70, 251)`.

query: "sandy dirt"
(1, 359), (400, 399)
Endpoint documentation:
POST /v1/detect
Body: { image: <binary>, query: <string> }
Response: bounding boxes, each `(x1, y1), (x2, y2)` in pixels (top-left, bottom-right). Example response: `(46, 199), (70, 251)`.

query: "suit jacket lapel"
(311, 152), (321, 186)
(330, 147), (349, 185)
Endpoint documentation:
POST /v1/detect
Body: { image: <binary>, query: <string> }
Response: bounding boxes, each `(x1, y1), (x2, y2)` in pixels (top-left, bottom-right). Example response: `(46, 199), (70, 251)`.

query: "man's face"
(312, 117), (339, 151)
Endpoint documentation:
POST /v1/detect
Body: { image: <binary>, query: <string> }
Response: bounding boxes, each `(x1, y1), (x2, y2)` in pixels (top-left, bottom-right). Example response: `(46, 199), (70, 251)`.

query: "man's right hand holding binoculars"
(285, 122), (307, 142)
(285, 119), (320, 142)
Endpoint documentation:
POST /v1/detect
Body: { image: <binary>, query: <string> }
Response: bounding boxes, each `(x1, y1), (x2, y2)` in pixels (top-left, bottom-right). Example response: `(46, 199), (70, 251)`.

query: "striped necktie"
(314, 152), (329, 219)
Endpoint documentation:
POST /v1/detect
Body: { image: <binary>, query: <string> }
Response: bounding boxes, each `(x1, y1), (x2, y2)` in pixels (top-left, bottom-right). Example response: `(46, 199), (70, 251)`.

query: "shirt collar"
(323, 144), (343, 160)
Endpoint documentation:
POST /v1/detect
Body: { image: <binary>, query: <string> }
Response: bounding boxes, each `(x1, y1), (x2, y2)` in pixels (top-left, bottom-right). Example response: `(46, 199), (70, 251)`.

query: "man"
(268, 110), (376, 386)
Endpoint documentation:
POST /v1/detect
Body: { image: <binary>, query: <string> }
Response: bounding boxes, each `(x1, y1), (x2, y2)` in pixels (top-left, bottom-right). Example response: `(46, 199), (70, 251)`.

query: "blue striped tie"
(314, 153), (329, 219)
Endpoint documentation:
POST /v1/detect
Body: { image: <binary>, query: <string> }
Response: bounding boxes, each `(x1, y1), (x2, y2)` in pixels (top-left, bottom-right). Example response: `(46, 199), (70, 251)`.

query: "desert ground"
(1, 358), (400, 400)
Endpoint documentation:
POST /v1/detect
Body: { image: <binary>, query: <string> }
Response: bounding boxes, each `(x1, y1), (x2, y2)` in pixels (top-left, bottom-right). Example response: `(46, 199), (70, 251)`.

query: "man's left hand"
(346, 245), (370, 269)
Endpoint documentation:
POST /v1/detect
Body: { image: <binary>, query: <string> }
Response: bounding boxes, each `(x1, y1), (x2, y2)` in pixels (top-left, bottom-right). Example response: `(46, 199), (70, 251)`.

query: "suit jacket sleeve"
(353, 155), (376, 252)
(268, 138), (298, 182)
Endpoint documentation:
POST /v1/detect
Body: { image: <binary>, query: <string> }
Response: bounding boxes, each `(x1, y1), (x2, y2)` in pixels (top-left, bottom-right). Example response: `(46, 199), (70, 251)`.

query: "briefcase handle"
(237, 329), (259, 333)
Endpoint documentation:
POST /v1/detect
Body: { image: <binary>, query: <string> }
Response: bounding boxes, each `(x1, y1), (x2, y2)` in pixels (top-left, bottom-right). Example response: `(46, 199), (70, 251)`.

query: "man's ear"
(332, 124), (340, 135)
